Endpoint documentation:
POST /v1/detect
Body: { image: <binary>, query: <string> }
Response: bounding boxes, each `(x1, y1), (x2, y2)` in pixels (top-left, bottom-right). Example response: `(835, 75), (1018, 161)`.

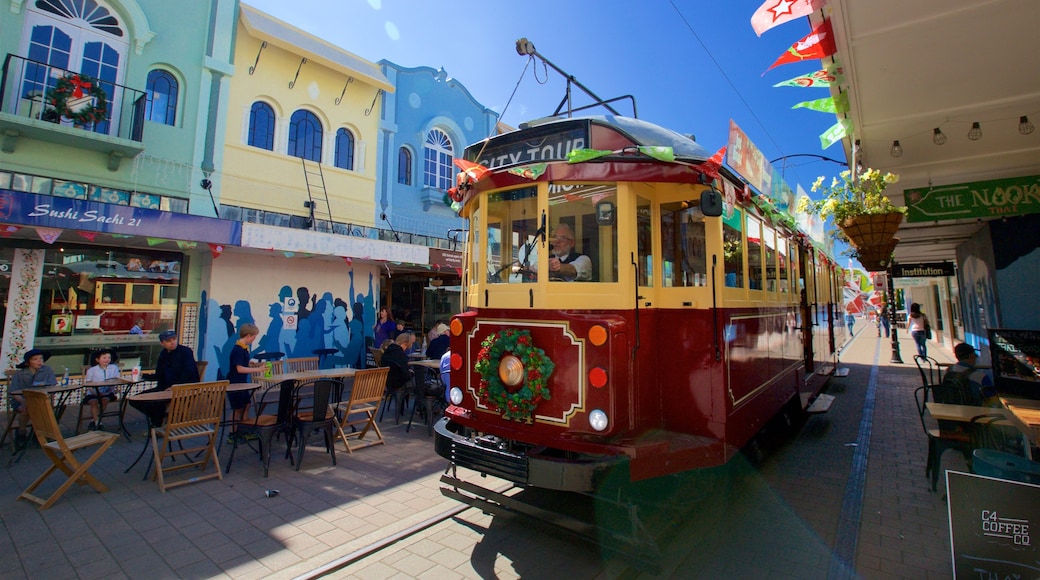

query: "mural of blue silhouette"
(204, 296), (230, 381)
(345, 302), (366, 369)
(328, 304), (349, 368)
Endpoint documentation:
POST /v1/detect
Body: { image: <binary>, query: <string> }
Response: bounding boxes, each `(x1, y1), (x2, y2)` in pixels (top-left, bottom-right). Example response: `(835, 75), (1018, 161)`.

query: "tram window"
(100, 283), (126, 305)
(159, 285), (178, 304)
(470, 206), (481, 287)
(548, 183), (617, 283)
(485, 186), (538, 284)
(746, 217), (763, 290)
(763, 224), (777, 293)
(722, 209), (744, 288)
(661, 201), (707, 287)
(778, 237), (789, 293)
(131, 284), (154, 305)
(636, 194), (652, 286)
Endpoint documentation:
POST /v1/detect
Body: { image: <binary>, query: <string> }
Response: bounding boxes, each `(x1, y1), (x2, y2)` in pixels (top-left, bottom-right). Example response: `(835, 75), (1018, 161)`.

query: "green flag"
(793, 93), (848, 114)
(507, 163), (547, 179)
(773, 61), (845, 88)
(820, 118), (853, 149)
(637, 146), (675, 162)
(146, 237), (167, 246)
(566, 149), (613, 163)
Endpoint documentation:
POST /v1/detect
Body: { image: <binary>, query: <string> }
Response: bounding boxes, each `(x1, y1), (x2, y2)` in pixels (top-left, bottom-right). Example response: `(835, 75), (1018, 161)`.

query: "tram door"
(798, 247), (816, 373)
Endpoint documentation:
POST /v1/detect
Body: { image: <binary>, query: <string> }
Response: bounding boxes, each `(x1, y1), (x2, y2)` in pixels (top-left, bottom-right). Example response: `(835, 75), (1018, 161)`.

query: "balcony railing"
(0, 54), (146, 142)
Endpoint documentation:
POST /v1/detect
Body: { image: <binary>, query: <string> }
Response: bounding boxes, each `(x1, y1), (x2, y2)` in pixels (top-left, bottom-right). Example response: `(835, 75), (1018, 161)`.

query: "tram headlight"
(450, 387), (464, 405)
(589, 409), (609, 432)
(498, 354), (524, 387)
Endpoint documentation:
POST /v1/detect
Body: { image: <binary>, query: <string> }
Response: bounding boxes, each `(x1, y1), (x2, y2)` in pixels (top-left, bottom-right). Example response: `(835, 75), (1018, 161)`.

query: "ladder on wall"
(301, 158), (333, 231)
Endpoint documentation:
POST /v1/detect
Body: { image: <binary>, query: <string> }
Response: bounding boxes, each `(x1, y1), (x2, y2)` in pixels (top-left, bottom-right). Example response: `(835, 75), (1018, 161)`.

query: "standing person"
(84, 348), (121, 431)
(227, 323), (265, 442)
(907, 303), (930, 358)
(845, 312), (855, 335)
(549, 223), (592, 281)
(880, 304), (891, 338)
(373, 306), (396, 348)
(8, 348), (57, 445)
(130, 330), (200, 428)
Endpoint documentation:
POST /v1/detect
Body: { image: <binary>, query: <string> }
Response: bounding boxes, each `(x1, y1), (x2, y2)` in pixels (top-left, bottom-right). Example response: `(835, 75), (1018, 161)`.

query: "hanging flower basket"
(854, 238), (899, 272)
(837, 211), (904, 251)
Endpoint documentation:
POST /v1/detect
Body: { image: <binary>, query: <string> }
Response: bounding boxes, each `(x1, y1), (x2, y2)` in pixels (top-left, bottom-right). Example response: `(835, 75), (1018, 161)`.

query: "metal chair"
(914, 385), (972, 491)
(913, 355), (943, 388)
(19, 390), (118, 510)
(407, 365), (446, 436)
(286, 379), (339, 470)
(150, 381), (227, 492)
(226, 379), (295, 477)
(334, 367), (389, 453)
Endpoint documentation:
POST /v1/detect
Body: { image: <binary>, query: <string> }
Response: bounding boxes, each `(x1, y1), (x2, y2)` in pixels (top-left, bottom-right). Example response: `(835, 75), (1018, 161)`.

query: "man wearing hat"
(128, 330), (200, 427)
(84, 348), (121, 430)
(941, 342), (998, 407)
(8, 348), (58, 444)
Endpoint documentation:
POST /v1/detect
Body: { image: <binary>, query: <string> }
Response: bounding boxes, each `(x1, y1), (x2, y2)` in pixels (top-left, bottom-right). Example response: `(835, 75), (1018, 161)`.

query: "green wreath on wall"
(45, 73), (108, 125)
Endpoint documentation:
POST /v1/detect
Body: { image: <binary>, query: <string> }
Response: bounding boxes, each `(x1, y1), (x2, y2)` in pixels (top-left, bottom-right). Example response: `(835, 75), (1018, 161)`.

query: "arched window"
(288, 109), (322, 162)
(247, 101), (275, 150)
(398, 147), (412, 185)
(334, 128), (355, 170)
(144, 69), (178, 125)
(423, 128), (453, 190)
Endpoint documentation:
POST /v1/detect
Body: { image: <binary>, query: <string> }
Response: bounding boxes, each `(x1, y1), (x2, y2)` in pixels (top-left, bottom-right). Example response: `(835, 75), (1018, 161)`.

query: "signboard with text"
(726, 120), (772, 195)
(904, 174), (1040, 223)
(0, 189), (241, 245)
(467, 119), (590, 170)
(893, 262), (955, 278)
(988, 328), (1040, 397)
(947, 471), (1039, 579)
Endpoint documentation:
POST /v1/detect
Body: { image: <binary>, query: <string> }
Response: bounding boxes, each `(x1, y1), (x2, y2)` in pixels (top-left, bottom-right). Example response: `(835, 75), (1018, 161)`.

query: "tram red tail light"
(589, 367), (608, 388)
(450, 352), (463, 370)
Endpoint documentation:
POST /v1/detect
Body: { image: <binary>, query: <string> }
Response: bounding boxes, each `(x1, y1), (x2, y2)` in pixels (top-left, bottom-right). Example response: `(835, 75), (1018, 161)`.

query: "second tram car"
(434, 113), (846, 495)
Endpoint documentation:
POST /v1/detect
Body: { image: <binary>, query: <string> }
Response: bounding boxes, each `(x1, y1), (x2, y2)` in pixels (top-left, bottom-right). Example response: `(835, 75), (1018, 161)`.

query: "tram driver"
(513, 223), (593, 282)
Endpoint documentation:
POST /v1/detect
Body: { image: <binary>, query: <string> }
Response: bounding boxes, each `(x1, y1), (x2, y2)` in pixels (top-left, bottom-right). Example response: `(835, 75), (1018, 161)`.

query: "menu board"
(988, 328), (1040, 399)
(947, 471), (1040, 579)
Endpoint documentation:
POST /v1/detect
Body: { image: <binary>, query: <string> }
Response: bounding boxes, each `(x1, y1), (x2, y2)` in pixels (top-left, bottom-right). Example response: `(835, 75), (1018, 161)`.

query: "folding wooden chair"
(334, 367), (389, 453)
(18, 390), (118, 510)
(286, 357), (319, 373)
(150, 381), (227, 492)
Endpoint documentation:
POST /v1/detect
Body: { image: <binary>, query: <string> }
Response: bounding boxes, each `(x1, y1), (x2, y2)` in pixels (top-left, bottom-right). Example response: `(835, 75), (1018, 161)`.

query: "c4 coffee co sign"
(904, 174), (1040, 223)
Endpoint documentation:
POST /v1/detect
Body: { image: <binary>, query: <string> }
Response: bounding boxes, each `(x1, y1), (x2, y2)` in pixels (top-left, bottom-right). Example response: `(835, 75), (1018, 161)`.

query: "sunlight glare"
(385, 21), (400, 41)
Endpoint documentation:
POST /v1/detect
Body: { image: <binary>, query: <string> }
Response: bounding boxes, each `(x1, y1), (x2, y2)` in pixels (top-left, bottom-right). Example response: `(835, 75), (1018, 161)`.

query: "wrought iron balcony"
(0, 54), (147, 169)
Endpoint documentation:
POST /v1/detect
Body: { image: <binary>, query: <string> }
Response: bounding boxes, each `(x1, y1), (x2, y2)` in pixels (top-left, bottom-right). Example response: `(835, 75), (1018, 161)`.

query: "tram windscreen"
(486, 186), (539, 284)
(549, 183), (617, 283)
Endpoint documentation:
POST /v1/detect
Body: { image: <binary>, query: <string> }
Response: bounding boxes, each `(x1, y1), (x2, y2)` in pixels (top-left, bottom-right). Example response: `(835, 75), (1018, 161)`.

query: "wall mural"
(197, 253), (380, 380)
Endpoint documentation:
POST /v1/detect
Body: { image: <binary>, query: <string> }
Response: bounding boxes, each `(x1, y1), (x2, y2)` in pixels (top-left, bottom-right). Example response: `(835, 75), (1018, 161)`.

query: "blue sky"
(244, 0), (847, 194)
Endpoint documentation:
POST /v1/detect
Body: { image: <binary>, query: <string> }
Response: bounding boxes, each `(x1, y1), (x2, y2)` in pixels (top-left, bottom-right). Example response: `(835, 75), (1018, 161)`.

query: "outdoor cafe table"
(258, 367), (358, 388)
(82, 377), (140, 441)
(124, 382), (261, 475)
(1000, 397), (1040, 457)
(925, 402), (1005, 423)
(408, 359), (442, 370)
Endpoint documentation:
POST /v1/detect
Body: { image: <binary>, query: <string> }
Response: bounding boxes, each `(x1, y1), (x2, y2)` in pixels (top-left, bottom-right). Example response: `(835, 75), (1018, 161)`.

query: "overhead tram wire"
(469, 56), (535, 163)
(667, 1), (802, 181)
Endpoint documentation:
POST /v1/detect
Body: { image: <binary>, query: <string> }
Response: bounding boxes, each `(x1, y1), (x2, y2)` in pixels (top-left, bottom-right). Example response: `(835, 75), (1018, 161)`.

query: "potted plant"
(797, 168), (905, 266)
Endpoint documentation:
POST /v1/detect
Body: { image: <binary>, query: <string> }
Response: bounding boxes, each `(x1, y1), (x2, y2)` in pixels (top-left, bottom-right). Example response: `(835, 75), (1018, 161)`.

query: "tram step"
(805, 393), (835, 414)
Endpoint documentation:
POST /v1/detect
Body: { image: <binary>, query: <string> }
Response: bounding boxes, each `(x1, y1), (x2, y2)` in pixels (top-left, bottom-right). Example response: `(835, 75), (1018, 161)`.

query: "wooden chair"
(334, 367), (389, 453)
(368, 347), (384, 368)
(286, 379), (339, 470)
(914, 385), (972, 491)
(150, 381), (227, 492)
(286, 357), (319, 373)
(18, 390), (118, 510)
(227, 380), (294, 477)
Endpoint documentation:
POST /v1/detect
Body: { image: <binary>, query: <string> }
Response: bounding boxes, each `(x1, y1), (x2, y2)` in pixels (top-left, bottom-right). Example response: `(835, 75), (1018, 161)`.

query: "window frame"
(144, 68), (178, 126)
(288, 109), (323, 162)
(423, 128), (454, 191)
(334, 127), (355, 170)
(398, 147), (413, 185)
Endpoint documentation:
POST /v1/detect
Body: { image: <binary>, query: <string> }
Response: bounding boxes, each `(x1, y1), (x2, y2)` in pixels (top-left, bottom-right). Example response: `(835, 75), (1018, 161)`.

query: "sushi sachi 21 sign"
(904, 174), (1040, 223)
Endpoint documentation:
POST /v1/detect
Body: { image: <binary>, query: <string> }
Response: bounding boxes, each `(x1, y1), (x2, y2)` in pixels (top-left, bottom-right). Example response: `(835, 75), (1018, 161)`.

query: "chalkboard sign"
(947, 471), (1040, 579)
(988, 328), (1040, 399)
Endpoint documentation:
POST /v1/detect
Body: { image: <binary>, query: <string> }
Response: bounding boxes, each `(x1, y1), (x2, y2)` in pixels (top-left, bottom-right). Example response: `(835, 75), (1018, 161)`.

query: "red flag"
(208, 243), (224, 259)
(751, 0), (823, 37)
(77, 231), (97, 241)
(698, 146), (727, 181)
(452, 159), (490, 183)
(765, 20), (837, 72)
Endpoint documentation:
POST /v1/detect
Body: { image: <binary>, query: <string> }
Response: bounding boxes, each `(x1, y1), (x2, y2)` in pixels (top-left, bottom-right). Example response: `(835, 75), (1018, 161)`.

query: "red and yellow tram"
(435, 114), (846, 494)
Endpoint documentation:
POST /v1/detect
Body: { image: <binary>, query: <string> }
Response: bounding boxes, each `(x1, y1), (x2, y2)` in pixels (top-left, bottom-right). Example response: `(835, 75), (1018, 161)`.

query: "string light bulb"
(1020, 116), (1035, 135)
(967, 121), (983, 140)
(932, 128), (947, 145)
(890, 140), (903, 157)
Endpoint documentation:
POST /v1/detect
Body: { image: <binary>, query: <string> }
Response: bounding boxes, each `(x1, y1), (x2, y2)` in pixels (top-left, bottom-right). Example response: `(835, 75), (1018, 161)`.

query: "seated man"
(940, 342), (998, 407)
(380, 332), (415, 391)
(129, 330), (200, 428)
(541, 224), (592, 281)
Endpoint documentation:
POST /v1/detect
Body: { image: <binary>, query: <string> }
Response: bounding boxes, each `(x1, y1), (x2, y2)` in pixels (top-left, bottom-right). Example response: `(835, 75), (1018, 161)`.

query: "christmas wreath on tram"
(474, 329), (554, 422)
(45, 73), (108, 125)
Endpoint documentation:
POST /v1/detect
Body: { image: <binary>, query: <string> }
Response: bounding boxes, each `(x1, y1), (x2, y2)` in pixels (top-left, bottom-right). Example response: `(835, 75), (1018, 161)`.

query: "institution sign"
(904, 174), (1040, 223)
(892, 262), (955, 278)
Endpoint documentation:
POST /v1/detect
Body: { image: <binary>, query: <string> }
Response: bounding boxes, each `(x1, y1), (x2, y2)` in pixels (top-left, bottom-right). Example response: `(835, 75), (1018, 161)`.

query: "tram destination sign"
(892, 262), (955, 278)
(904, 174), (1040, 223)
(467, 119), (589, 170)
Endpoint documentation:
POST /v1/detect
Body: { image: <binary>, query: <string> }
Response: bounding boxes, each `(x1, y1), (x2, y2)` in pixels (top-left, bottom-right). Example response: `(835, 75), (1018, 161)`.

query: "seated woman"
(84, 348), (121, 431)
(426, 323), (450, 361)
(8, 348), (57, 444)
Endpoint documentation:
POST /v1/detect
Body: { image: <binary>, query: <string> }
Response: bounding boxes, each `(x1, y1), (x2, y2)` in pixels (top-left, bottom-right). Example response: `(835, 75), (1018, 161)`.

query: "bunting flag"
(637, 146), (676, 162)
(451, 159), (490, 182)
(146, 237), (167, 246)
(109, 234), (133, 239)
(773, 61), (845, 88)
(751, 0), (824, 37)
(342, 256), (353, 267)
(792, 92), (849, 113)
(208, 243), (225, 259)
(176, 241), (197, 250)
(36, 227), (62, 244)
(820, 118), (853, 149)
(507, 163), (547, 180)
(76, 231), (97, 241)
(567, 148), (614, 163)
(0, 225), (20, 237)
(698, 146), (727, 181)
(283, 251), (295, 258)
(765, 19), (836, 72)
